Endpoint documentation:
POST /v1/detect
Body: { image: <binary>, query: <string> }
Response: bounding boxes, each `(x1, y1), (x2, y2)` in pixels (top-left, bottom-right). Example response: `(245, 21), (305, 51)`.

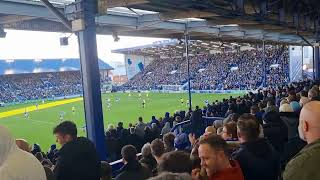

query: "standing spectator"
(135, 117), (147, 138)
(53, 121), (100, 180)
(161, 122), (171, 136)
(232, 114), (279, 180)
(283, 101), (320, 180)
(0, 126), (46, 180)
(195, 134), (244, 180)
(115, 145), (152, 180)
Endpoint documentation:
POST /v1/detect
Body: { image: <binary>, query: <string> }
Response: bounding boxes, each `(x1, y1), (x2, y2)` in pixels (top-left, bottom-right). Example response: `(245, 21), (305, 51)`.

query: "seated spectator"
(16, 138), (31, 152)
(53, 121), (100, 180)
(151, 139), (165, 164)
(283, 101), (320, 180)
(116, 145), (152, 180)
(139, 143), (157, 174)
(100, 161), (112, 180)
(221, 122), (238, 141)
(161, 122), (171, 136)
(195, 134), (244, 180)
(0, 126), (46, 180)
(158, 151), (192, 174)
(232, 114), (279, 180)
(163, 133), (175, 152)
(216, 127), (223, 136)
(148, 172), (192, 180)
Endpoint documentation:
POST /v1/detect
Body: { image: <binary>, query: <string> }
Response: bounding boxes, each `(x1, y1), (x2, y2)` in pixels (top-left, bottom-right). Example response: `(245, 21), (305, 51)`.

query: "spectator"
(283, 101), (320, 180)
(204, 126), (217, 135)
(232, 114), (279, 180)
(299, 90), (310, 107)
(158, 151), (192, 174)
(150, 139), (165, 164)
(195, 134), (244, 180)
(53, 121), (100, 180)
(263, 111), (288, 153)
(148, 172), (192, 180)
(163, 133), (175, 153)
(161, 122), (171, 136)
(100, 161), (112, 180)
(0, 126), (46, 180)
(139, 143), (157, 173)
(135, 117), (147, 138)
(221, 122), (238, 141)
(116, 145), (152, 180)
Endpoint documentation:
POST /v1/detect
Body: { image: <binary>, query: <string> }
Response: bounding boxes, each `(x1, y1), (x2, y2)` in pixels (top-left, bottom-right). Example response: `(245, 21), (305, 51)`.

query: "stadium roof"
(0, 58), (113, 75)
(112, 39), (260, 57)
(0, 0), (319, 45)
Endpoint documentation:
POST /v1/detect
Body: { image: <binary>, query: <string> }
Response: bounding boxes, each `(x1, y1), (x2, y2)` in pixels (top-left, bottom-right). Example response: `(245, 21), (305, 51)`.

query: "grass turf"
(0, 92), (243, 150)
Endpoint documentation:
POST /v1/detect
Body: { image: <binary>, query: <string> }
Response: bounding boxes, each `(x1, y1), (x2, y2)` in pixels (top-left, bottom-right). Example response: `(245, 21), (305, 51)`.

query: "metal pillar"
(262, 40), (266, 87)
(184, 33), (192, 110)
(77, 0), (107, 160)
(315, 46), (320, 80)
(301, 46), (304, 79)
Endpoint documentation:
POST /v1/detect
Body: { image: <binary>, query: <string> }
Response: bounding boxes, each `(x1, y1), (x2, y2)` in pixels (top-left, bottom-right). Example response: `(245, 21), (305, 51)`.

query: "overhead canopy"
(0, 0), (319, 45)
(112, 39), (260, 57)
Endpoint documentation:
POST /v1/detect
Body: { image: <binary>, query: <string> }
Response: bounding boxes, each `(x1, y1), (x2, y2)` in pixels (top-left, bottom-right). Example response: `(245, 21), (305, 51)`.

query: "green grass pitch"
(0, 92), (243, 150)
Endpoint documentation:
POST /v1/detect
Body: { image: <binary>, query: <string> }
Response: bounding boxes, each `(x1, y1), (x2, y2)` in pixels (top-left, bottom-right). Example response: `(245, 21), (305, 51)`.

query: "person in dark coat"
(53, 121), (100, 180)
(232, 114), (280, 180)
(116, 145), (152, 180)
(263, 111), (288, 154)
(190, 108), (204, 138)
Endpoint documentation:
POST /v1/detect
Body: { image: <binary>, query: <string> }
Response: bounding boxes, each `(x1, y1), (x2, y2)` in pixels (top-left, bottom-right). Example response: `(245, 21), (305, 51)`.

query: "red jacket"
(208, 160), (244, 180)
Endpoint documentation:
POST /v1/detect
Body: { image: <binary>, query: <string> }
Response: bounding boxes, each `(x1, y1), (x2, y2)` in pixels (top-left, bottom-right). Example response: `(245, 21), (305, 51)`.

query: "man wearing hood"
(0, 126), (46, 180)
(232, 114), (279, 180)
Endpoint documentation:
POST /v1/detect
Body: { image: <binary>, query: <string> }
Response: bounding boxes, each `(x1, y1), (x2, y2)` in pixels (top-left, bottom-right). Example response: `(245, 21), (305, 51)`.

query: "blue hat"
(290, 101), (301, 112)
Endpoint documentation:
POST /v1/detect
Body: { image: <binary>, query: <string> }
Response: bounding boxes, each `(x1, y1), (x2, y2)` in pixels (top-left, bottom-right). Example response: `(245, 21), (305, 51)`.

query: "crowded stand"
(0, 71), (111, 103)
(124, 47), (289, 90)
(2, 78), (320, 180)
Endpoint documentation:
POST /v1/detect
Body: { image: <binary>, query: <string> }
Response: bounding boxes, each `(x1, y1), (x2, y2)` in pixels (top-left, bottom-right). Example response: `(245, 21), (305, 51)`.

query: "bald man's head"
(299, 101), (320, 144)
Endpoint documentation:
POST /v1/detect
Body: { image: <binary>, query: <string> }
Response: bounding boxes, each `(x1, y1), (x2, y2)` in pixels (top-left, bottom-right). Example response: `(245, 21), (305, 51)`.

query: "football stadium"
(0, 0), (320, 180)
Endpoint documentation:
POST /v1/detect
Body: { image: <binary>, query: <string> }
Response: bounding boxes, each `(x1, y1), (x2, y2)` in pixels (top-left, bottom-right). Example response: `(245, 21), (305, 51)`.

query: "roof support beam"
(0, 15), (36, 24)
(105, 0), (148, 8)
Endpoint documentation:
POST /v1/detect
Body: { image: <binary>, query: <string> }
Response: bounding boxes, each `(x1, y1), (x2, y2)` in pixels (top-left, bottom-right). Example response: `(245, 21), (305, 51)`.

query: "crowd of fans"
(124, 46), (289, 90)
(2, 78), (320, 180)
(0, 71), (111, 103)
